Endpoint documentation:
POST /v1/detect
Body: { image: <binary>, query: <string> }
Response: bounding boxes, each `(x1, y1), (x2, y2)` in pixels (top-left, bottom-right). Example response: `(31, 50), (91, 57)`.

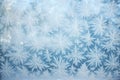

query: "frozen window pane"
(0, 0), (120, 80)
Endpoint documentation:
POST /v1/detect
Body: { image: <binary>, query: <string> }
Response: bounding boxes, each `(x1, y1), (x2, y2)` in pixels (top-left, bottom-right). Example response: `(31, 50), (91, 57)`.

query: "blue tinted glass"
(0, 0), (120, 80)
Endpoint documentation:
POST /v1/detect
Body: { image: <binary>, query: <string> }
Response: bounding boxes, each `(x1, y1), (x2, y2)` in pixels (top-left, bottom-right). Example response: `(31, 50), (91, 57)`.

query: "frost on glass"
(0, 0), (120, 80)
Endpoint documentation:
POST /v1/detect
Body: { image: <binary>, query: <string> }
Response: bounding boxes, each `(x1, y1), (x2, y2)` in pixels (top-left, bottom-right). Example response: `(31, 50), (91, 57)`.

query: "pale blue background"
(0, 0), (120, 80)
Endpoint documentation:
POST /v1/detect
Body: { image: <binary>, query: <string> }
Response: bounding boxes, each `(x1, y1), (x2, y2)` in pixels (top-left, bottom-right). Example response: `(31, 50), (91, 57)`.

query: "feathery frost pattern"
(0, 0), (120, 80)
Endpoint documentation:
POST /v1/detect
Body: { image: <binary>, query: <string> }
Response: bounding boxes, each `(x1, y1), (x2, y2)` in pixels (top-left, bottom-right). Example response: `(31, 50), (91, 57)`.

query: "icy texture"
(0, 0), (120, 80)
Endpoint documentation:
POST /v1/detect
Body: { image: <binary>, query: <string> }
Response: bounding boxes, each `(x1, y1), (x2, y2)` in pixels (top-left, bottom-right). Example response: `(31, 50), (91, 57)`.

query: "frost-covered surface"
(0, 0), (120, 80)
